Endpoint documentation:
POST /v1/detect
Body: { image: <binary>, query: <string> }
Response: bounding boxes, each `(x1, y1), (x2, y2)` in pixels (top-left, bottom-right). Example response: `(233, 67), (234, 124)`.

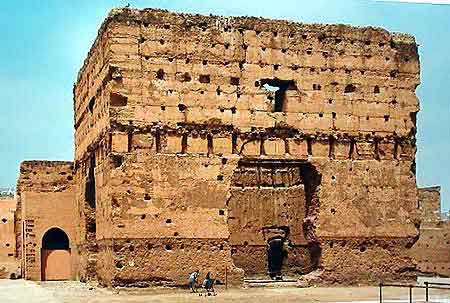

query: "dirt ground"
(1, 280), (450, 303)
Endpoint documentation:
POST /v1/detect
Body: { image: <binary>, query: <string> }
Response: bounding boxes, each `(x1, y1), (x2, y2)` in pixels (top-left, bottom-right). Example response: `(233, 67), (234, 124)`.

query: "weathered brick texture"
(16, 161), (76, 281)
(71, 8), (422, 286)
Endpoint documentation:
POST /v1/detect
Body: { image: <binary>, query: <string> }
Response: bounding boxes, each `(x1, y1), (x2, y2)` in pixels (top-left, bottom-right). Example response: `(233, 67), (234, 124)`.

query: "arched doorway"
(41, 227), (71, 281)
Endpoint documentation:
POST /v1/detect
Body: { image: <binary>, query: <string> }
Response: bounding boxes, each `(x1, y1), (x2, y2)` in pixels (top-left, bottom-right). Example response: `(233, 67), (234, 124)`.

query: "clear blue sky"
(1, 0), (449, 210)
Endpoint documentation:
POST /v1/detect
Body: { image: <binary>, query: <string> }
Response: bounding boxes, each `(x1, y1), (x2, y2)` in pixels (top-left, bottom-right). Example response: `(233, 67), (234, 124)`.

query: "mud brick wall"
(411, 224), (450, 277)
(73, 8), (421, 286)
(418, 186), (441, 225)
(410, 187), (450, 277)
(16, 161), (76, 281)
(0, 197), (19, 279)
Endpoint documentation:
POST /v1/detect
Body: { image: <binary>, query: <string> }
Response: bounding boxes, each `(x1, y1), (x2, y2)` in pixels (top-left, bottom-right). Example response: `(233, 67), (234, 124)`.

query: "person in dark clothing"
(200, 272), (216, 296)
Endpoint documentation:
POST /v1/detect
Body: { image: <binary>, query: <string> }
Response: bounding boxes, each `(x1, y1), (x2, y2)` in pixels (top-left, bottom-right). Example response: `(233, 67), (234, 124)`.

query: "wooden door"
(41, 249), (71, 280)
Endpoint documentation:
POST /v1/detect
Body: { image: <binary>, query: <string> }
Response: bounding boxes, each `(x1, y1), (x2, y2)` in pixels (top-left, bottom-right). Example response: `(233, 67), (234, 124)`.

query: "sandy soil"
(0, 280), (449, 303)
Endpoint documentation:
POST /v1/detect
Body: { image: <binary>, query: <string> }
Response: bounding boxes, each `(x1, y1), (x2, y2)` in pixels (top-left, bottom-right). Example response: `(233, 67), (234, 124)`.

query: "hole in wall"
(166, 218), (172, 224)
(306, 137), (313, 156)
(230, 77), (240, 86)
(374, 85), (380, 94)
(178, 104), (187, 112)
(116, 261), (124, 269)
(181, 134), (188, 153)
(207, 134), (213, 155)
(156, 69), (165, 80)
(259, 78), (297, 112)
(87, 222), (96, 233)
(199, 74), (210, 83)
(85, 155), (96, 208)
(155, 129), (161, 153)
(232, 133), (238, 154)
(182, 72), (191, 82)
(165, 244), (172, 251)
(344, 84), (356, 93)
(219, 209), (225, 216)
(110, 93), (128, 107)
(111, 154), (124, 168)
(127, 129), (133, 152)
(88, 97), (95, 113)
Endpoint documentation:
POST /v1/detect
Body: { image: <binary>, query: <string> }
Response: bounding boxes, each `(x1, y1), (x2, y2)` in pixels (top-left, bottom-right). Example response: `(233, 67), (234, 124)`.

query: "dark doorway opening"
(42, 227), (69, 250)
(267, 236), (286, 279)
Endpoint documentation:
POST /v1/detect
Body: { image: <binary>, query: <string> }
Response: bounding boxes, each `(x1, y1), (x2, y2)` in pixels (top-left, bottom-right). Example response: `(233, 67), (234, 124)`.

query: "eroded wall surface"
(73, 8), (421, 286)
(0, 197), (19, 278)
(17, 161), (77, 281)
(411, 187), (450, 277)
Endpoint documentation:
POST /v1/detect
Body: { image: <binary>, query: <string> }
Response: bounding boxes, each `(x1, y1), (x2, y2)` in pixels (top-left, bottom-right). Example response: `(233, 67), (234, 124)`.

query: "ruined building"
(70, 8), (421, 286)
(410, 187), (450, 276)
(5, 8), (435, 286)
(0, 189), (19, 279)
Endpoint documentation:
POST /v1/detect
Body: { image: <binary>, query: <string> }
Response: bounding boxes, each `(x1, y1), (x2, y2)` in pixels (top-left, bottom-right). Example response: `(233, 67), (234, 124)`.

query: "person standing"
(188, 270), (199, 292)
